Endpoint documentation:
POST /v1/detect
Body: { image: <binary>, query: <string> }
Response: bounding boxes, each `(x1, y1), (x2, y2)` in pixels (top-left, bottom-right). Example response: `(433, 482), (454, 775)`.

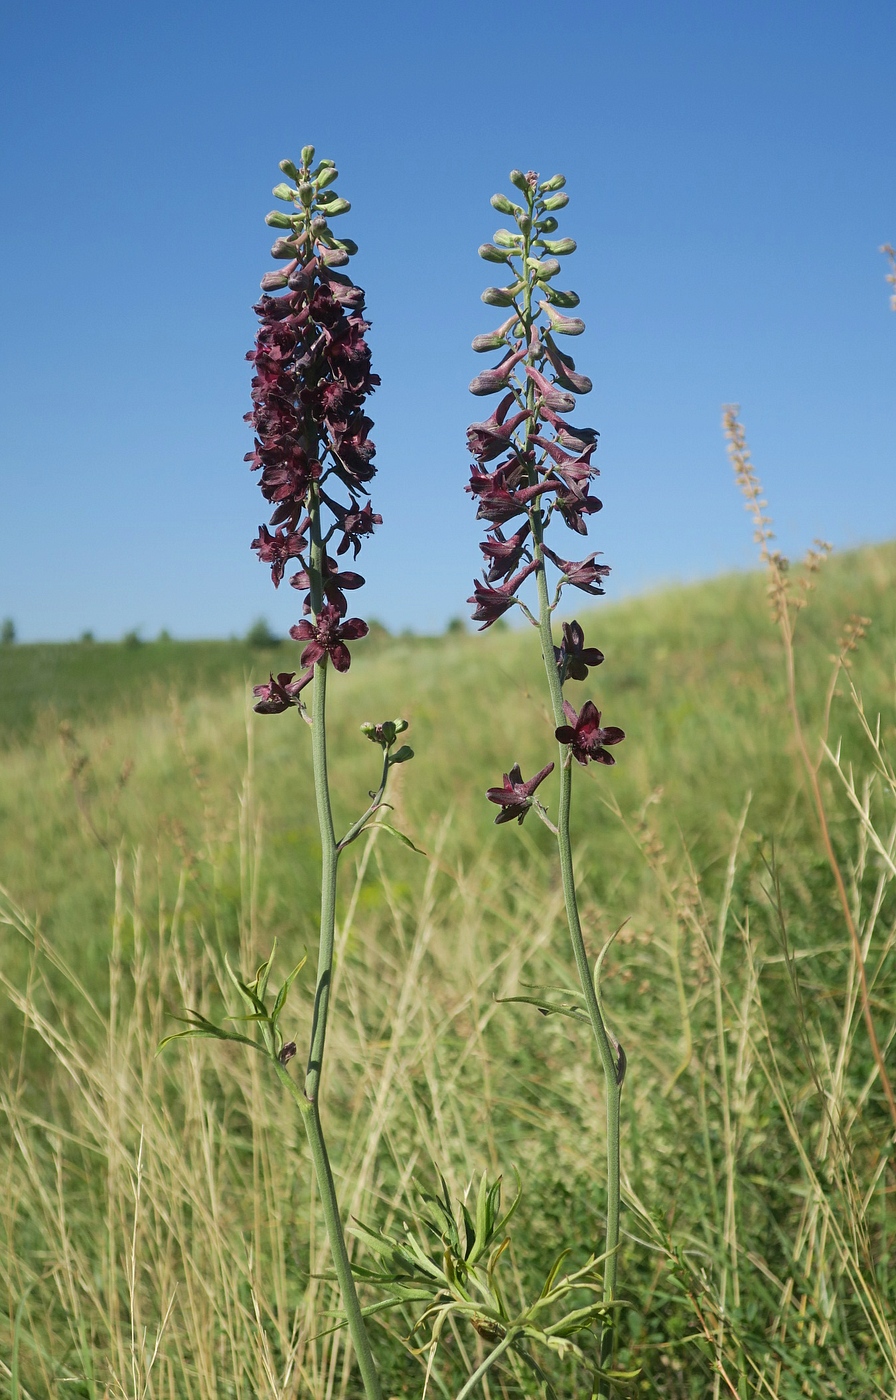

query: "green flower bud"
(539, 237), (576, 256)
(493, 229), (522, 249)
(301, 144), (315, 169)
(539, 174), (566, 192)
(389, 745), (414, 765)
(490, 192), (519, 215)
(316, 166), (339, 189)
(516, 212), (532, 235)
(265, 210), (295, 229)
(279, 158), (299, 179)
(479, 243), (510, 264)
(509, 169), (530, 193)
(322, 197), (351, 217)
(334, 237), (359, 256)
(539, 301), (585, 335)
(471, 313), (519, 352)
(270, 236), (299, 258)
(526, 256), (561, 279)
(360, 722), (377, 738)
(543, 286), (580, 308)
(535, 216), (558, 234)
(272, 182), (296, 202)
(392, 719), (409, 734)
(321, 247), (350, 266)
(298, 182), (315, 208)
(481, 283), (522, 307)
(542, 192), (569, 211)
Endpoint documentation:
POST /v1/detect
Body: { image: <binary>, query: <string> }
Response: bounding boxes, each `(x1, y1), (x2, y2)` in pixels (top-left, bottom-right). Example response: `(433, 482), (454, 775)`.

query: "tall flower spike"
(464, 168), (626, 1396)
(245, 153), (381, 695)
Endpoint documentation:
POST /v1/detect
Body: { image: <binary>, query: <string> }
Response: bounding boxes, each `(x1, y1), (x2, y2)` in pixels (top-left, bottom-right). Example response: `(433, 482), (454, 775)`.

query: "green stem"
(518, 178), (622, 1395)
(454, 1328), (518, 1400)
(289, 483), (383, 1400)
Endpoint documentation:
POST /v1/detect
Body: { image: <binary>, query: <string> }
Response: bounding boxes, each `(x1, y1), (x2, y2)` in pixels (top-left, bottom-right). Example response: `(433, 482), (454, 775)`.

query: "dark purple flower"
(468, 559), (538, 628)
(290, 553), (364, 615)
(252, 669), (314, 714)
(543, 335), (593, 395)
(251, 523), (308, 587)
(553, 620), (604, 682)
(554, 700), (625, 766)
(486, 761), (555, 824)
(289, 603), (368, 672)
(467, 393), (531, 463)
(543, 546), (610, 593)
(479, 522), (531, 582)
(332, 499), (383, 557)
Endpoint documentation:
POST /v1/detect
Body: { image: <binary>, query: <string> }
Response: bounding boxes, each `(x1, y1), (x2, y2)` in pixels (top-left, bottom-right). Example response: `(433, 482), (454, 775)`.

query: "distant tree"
(157, 628), (172, 643)
(1, 618), (15, 645)
(122, 629), (143, 649)
(79, 630), (95, 644)
(245, 617), (281, 649)
(445, 617), (466, 634)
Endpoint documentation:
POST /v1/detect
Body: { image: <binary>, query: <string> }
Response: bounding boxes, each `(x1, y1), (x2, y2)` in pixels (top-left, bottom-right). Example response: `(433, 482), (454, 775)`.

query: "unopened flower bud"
(322, 197), (351, 217)
(321, 247), (350, 266)
(334, 237), (359, 256)
(481, 282), (523, 307)
(539, 237), (576, 256)
(509, 169), (529, 193)
(279, 158), (299, 179)
(266, 210), (295, 229)
(316, 166), (339, 189)
(272, 182), (296, 202)
(536, 216), (559, 234)
(389, 745), (414, 765)
(300, 144), (315, 169)
(527, 256), (561, 280)
(491, 192), (519, 215)
(539, 301), (585, 335)
(542, 192), (569, 211)
(271, 236), (299, 258)
(479, 243), (510, 264)
(493, 229), (522, 249)
(539, 174), (566, 192)
(516, 212), (532, 235)
(471, 313), (519, 352)
(392, 718), (409, 734)
(544, 286), (580, 309)
(299, 182), (315, 207)
(260, 270), (290, 291)
(311, 215), (329, 234)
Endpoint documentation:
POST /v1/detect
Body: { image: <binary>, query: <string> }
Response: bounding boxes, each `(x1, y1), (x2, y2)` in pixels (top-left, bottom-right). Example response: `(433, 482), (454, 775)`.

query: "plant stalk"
(516, 178), (622, 1394)
(288, 487), (383, 1400)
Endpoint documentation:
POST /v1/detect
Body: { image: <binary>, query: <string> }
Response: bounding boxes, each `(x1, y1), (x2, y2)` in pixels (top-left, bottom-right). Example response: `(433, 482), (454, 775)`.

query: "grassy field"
(2, 541), (896, 1397)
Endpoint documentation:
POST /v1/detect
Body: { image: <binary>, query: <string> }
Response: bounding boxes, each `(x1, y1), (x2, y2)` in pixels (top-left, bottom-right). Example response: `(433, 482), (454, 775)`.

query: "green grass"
(1, 542), (896, 1397)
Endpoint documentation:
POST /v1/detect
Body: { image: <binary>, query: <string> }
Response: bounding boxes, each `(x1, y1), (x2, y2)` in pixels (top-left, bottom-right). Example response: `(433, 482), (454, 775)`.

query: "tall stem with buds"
(466, 169), (625, 1392)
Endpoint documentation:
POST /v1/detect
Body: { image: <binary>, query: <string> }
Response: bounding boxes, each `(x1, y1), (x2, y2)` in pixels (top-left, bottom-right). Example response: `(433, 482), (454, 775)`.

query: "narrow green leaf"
(376, 823), (427, 856)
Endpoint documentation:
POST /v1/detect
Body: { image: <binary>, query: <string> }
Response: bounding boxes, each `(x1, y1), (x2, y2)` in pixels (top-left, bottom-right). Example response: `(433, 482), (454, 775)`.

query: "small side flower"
(486, 761), (554, 824)
(554, 700), (625, 766)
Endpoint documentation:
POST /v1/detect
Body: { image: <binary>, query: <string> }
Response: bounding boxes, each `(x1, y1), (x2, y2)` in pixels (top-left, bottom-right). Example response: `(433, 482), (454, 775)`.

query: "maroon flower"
(543, 546), (610, 593)
(468, 345), (528, 397)
(332, 499), (383, 558)
(290, 553), (364, 615)
(553, 620), (604, 682)
(466, 393), (530, 463)
(252, 669), (314, 714)
(251, 523), (308, 587)
(486, 761), (555, 825)
(524, 364), (576, 414)
(289, 602), (368, 672)
(468, 560), (539, 629)
(479, 522), (531, 582)
(554, 700), (625, 766)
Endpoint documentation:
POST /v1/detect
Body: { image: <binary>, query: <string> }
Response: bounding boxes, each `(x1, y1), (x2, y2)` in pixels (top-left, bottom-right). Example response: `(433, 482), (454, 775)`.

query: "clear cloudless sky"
(1, 0), (894, 640)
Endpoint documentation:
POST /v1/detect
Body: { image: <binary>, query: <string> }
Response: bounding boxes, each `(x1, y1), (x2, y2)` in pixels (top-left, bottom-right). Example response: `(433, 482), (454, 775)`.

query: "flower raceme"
(245, 148), (380, 703)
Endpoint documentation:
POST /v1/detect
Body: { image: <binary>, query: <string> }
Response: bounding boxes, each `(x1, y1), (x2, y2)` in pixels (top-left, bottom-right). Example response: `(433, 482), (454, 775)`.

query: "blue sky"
(1, 0), (894, 640)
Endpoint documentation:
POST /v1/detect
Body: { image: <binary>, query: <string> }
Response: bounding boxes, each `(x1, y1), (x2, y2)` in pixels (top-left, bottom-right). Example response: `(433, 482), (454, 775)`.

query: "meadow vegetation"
(2, 541), (896, 1397)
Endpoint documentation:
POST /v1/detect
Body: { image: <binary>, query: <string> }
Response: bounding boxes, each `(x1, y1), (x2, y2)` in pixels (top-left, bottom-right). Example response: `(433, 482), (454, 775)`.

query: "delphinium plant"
(163, 147), (411, 1400)
(466, 169), (626, 1389)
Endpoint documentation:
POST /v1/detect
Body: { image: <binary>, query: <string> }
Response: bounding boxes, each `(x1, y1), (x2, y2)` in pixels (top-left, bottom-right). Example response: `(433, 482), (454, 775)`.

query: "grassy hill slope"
(1, 543), (896, 1397)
